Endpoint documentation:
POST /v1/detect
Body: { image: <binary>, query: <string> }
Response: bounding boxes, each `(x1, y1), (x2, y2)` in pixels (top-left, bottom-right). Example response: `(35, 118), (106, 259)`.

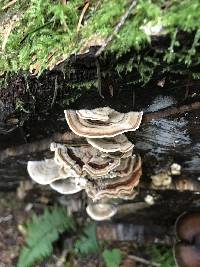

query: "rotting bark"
(96, 223), (172, 245)
(0, 48), (200, 232)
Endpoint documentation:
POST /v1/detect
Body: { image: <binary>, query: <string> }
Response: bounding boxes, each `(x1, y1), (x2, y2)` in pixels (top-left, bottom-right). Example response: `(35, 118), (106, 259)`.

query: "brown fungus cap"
(51, 142), (121, 178)
(89, 188), (138, 201)
(114, 156), (136, 177)
(64, 108), (143, 138)
(86, 134), (134, 153)
(174, 241), (200, 267)
(86, 156), (142, 201)
(102, 149), (134, 159)
(51, 143), (84, 176)
(175, 212), (200, 242)
(77, 107), (113, 122)
(174, 212), (200, 267)
(99, 156), (136, 179)
(83, 157), (121, 177)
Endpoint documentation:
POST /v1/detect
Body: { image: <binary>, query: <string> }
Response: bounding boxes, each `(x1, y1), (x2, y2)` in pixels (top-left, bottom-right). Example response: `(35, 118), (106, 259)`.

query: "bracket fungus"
(27, 107), (143, 221)
(64, 107), (143, 138)
(27, 159), (61, 185)
(86, 134), (134, 153)
(86, 156), (141, 201)
(174, 212), (200, 267)
(50, 179), (83, 195)
(76, 107), (113, 122)
(86, 203), (117, 221)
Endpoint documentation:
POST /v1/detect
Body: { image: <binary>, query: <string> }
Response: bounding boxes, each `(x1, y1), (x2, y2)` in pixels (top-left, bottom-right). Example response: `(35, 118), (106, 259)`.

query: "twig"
(95, 0), (137, 57)
(132, 89), (135, 108)
(128, 255), (161, 267)
(51, 76), (58, 107)
(96, 58), (104, 98)
(77, 1), (90, 33)
(143, 101), (200, 123)
(20, 21), (53, 44)
(60, 0), (69, 32)
(0, 214), (13, 223)
(183, 75), (191, 102)
(2, 0), (17, 10)
(1, 22), (14, 51)
(60, 0), (67, 5)
(93, 0), (101, 13)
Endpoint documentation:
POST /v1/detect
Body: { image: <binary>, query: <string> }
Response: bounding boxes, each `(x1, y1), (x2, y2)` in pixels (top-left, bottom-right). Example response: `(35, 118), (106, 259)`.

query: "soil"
(0, 191), (154, 267)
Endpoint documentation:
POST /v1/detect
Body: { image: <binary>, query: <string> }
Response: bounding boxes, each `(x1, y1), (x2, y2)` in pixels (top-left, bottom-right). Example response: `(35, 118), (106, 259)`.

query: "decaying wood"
(143, 101), (200, 122)
(0, 132), (88, 162)
(1, 101), (198, 162)
(0, 39), (199, 234)
(96, 223), (172, 244)
(140, 177), (200, 192)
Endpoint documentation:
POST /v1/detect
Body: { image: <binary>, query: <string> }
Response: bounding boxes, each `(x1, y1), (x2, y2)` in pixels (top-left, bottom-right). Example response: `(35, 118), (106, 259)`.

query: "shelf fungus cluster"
(27, 107), (143, 221)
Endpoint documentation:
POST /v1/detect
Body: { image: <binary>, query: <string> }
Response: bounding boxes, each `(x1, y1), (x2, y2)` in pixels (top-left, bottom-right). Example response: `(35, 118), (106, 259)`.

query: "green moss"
(146, 244), (176, 267)
(82, 0), (127, 39)
(62, 80), (98, 106)
(0, 0), (82, 72)
(15, 99), (30, 113)
(0, 0), (200, 82)
(163, 0), (200, 31)
(65, 80), (98, 90)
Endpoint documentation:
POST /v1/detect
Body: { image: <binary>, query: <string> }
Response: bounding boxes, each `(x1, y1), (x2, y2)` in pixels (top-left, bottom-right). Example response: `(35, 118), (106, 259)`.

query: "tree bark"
(0, 50), (200, 232)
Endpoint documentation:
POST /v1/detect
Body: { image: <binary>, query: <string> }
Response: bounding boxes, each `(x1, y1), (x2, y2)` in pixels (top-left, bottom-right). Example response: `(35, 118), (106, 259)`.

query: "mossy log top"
(0, 0), (200, 78)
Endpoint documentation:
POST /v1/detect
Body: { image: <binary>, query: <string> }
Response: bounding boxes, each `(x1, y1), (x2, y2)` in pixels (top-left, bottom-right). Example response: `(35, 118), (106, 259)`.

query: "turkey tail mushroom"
(64, 108), (143, 138)
(27, 159), (61, 185)
(86, 203), (117, 221)
(86, 155), (142, 201)
(50, 179), (83, 194)
(83, 157), (121, 177)
(86, 134), (134, 153)
(27, 107), (143, 221)
(76, 107), (113, 122)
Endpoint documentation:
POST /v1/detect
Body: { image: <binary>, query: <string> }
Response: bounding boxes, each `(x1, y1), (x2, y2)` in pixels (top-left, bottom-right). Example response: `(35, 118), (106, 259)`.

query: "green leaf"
(17, 206), (75, 267)
(74, 222), (98, 255)
(102, 248), (122, 267)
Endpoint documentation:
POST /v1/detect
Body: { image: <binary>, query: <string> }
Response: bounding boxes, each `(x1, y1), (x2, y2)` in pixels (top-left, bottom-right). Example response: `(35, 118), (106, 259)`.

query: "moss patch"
(0, 0), (200, 77)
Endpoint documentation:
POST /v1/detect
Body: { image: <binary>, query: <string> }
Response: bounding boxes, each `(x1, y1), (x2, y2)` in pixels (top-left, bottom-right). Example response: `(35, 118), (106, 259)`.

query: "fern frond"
(17, 206), (75, 267)
(102, 249), (122, 267)
(74, 222), (98, 255)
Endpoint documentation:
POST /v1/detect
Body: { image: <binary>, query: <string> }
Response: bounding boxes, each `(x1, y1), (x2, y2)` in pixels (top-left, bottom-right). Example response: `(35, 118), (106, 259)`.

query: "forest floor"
(0, 190), (167, 267)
